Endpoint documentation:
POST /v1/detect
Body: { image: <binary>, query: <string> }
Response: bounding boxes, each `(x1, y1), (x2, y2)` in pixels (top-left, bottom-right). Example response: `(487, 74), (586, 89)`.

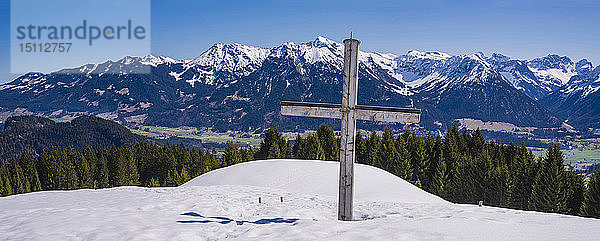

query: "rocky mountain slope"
(1, 36), (597, 131)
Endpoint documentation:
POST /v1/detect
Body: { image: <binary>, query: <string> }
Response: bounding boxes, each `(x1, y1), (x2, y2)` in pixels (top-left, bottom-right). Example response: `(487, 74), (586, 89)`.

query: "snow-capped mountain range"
(0, 36), (598, 130)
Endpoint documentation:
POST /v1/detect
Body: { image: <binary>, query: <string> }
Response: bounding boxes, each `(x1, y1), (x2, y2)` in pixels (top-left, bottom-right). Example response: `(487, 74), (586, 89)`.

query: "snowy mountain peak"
(192, 43), (270, 67)
(110, 55), (178, 66)
(528, 54), (573, 70)
(271, 36), (344, 66)
(489, 53), (511, 63)
(309, 36), (341, 48)
(526, 54), (577, 86)
(405, 50), (451, 60)
(140, 55), (180, 66)
(465, 52), (488, 62)
(117, 55), (139, 65)
(575, 59), (594, 73)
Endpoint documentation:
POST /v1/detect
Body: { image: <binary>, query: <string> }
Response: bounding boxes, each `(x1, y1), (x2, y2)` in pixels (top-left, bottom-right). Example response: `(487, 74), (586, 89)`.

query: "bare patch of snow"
(115, 88), (129, 95)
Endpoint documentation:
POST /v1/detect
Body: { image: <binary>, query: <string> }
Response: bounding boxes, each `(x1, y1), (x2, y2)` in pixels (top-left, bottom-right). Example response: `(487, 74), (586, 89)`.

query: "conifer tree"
(317, 124), (338, 161)
(430, 154), (447, 197)
(304, 133), (325, 160)
(165, 169), (177, 186)
(116, 149), (129, 186)
(0, 167), (4, 196)
(2, 121), (590, 218)
(148, 177), (160, 187)
(83, 146), (99, 187)
(487, 164), (510, 207)
(10, 160), (30, 194)
(410, 134), (428, 186)
(427, 135), (446, 197)
(366, 130), (380, 167)
(96, 153), (110, 188)
(565, 171), (585, 216)
(470, 129), (485, 156)
(0, 164), (9, 196)
(256, 129), (275, 160)
(443, 125), (461, 199)
(0, 164), (12, 196)
(277, 131), (293, 158)
(508, 144), (537, 210)
(421, 133), (435, 191)
(378, 127), (397, 170)
(240, 147), (255, 163)
(477, 149), (493, 204)
(223, 141), (242, 166)
(0, 140), (227, 195)
(124, 149), (140, 186)
(393, 136), (413, 182)
(4, 173), (13, 196)
(37, 147), (59, 190)
(62, 148), (79, 189)
(19, 151), (41, 192)
(256, 129), (291, 159)
(292, 134), (304, 159)
(528, 144), (568, 213)
(447, 156), (475, 203)
(182, 168), (191, 184)
(267, 142), (281, 159)
(202, 149), (219, 174)
(580, 168), (600, 218)
(74, 152), (93, 188)
(355, 131), (367, 164)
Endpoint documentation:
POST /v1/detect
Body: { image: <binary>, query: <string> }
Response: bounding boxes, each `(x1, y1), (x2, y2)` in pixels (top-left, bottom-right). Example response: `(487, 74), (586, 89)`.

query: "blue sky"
(1, 0), (599, 83)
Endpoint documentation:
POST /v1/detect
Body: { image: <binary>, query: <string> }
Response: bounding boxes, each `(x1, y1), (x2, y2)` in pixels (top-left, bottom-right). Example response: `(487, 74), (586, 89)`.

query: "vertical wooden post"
(280, 38), (420, 222)
(338, 38), (359, 221)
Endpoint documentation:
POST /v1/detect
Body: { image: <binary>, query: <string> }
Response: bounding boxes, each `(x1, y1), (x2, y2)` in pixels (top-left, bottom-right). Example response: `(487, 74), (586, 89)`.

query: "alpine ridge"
(1, 36), (598, 130)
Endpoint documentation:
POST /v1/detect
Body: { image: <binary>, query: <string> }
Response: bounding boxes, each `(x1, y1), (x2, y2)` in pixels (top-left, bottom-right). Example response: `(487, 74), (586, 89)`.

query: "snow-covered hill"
(185, 159), (447, 203)
(1, 159), (599, 240)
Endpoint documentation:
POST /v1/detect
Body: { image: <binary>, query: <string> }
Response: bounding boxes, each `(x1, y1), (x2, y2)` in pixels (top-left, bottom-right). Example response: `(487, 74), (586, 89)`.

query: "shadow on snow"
(177, 212), (299, 225)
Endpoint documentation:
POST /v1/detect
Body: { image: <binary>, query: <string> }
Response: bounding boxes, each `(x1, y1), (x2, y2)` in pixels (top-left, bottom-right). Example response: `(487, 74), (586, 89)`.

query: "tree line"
(0, 142), (254, 197)
(1, 124), (599, 219)
(253, 124), (600, 218)
(0, 115), (147, 160)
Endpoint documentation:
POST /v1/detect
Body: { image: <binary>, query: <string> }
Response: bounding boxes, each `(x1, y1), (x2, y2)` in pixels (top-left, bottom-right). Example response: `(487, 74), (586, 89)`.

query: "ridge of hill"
(185, 159), (448, 203)
(0, 115), (147, 160)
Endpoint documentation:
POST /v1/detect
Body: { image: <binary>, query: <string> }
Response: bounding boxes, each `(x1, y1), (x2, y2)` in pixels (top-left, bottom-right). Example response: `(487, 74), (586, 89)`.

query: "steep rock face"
(486, 54), (590, 100)
(540, 65), (600, 129)
(0, 37), (575, 131)
(394, 53), (561, 128)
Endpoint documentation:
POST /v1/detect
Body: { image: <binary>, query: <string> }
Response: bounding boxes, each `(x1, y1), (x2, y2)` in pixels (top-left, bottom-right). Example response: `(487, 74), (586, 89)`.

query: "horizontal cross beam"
(281, 101), (342, 119)
(280, 101), (421, 123)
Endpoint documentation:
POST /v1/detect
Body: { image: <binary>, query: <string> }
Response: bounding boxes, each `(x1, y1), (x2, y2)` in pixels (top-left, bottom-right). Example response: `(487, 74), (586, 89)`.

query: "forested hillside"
(0, 115), (147, 160)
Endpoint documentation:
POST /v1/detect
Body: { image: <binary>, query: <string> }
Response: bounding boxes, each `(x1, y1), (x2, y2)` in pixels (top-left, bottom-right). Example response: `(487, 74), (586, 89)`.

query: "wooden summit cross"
(280, 38), (421, 221)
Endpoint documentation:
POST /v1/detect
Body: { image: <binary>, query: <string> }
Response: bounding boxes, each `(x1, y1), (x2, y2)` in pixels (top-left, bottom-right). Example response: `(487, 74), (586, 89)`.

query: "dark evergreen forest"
(0, 115), (146, 160)
(249, 125), (599, 218)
